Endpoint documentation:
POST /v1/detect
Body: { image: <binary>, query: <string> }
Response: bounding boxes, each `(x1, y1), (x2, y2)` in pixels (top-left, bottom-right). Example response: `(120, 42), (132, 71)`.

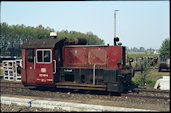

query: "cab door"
(21, 49), (36, 84)
(27, 49), (36, 83)
(35, 49), (54, 84)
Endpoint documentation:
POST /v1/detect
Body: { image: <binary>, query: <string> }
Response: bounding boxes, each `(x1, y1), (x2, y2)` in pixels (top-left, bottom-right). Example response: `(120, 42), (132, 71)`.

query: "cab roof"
(21, 38), (65, 49)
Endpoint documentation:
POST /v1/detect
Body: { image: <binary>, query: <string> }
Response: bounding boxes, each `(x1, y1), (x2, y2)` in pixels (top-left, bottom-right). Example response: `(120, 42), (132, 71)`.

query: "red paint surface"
(65, 47), (88, 67)
(21, 49), (35, 84)
(35, 49), (54, 84)
(63, 46), (123, 69)
(22, 48), (54, 85)
(108, 46), (122, 68)
(88, 47), (107, 68)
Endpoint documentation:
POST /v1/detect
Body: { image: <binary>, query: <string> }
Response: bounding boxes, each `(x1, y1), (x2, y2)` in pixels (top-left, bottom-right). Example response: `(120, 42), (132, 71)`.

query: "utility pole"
(114, 10), (119, 38)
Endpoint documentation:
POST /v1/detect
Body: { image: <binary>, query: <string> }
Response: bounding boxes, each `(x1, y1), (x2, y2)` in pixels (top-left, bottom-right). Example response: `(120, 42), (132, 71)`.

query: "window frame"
(36, 49), (52, 64)
(27, 49), (34, 63)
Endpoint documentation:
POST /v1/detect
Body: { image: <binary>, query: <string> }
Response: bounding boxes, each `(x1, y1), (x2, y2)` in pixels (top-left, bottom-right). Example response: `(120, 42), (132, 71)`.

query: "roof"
(21, 38), (65, 49)
(64, 45), (108, 47)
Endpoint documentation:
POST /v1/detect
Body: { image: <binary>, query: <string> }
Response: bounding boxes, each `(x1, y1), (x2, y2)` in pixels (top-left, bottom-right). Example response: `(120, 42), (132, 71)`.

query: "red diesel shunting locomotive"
(21, 32), (134, 93)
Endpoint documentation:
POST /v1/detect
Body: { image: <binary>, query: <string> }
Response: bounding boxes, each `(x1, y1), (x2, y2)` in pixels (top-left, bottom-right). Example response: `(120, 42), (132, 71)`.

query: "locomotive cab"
(21, 39), (64, 86)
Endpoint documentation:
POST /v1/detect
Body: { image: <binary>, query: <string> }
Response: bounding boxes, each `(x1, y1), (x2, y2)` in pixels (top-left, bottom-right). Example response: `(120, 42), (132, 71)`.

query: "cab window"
(44, 51), (50, 62)
(36, 49), (52, 63)
(27, 49), (34, 63)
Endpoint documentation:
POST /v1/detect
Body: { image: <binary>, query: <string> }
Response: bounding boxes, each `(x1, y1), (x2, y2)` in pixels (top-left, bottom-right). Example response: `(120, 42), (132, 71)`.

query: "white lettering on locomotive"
(64, 69), (72, 72)
(39, 74), (48, 77)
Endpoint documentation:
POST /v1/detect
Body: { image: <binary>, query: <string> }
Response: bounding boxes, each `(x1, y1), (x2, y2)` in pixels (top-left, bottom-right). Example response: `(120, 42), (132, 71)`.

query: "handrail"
(53, 60), (56, 74)
(93, 64), (96, 85)
(23, 56), (25, 69)
(34, 56), (36, 70)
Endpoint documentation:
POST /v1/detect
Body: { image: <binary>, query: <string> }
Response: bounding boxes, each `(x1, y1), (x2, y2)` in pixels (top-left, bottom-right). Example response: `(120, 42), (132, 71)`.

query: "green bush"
(131, 71), (156, 87)
(145, 79), (156, 87)
(131, 72), (145, 86)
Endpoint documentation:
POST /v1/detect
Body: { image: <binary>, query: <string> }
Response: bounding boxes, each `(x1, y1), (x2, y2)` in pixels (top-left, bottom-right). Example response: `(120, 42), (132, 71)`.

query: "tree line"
(127, 38), (170, 58)
(0, 22), (105, 57)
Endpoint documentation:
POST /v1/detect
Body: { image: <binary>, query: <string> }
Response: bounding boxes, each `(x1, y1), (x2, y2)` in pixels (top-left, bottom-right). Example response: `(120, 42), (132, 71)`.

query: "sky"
(1, 1), (170, 49)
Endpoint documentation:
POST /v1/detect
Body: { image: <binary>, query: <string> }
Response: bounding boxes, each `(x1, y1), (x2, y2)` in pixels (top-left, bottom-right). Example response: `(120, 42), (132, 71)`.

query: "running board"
(55, 82), (107, 91)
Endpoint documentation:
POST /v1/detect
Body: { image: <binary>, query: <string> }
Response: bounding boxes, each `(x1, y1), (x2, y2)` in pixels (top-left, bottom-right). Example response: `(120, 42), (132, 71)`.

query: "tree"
(159, 38), (170, 57)
(132, 47), (138, 52)
(139, 47), (145, 52)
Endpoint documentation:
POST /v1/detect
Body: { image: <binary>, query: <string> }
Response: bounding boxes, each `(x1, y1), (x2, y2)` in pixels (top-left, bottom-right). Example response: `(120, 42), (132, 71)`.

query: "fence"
(130, 56), (159, 73)
(2, 59), (22, 82)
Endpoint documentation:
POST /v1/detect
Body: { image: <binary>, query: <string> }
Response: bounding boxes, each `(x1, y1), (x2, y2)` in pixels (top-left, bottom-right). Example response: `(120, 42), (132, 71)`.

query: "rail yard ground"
(0, 76), (170, 112)
(0, 95), (161, 112)
(0, 90), (170, 112)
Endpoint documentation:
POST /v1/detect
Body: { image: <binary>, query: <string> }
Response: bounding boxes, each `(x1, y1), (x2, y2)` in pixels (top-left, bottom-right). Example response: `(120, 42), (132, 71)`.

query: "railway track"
(122, 87), (170, 101)
(0, 80), (170, 101)
(133, 88), (170, 94)
(121, 93), (169, 101)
